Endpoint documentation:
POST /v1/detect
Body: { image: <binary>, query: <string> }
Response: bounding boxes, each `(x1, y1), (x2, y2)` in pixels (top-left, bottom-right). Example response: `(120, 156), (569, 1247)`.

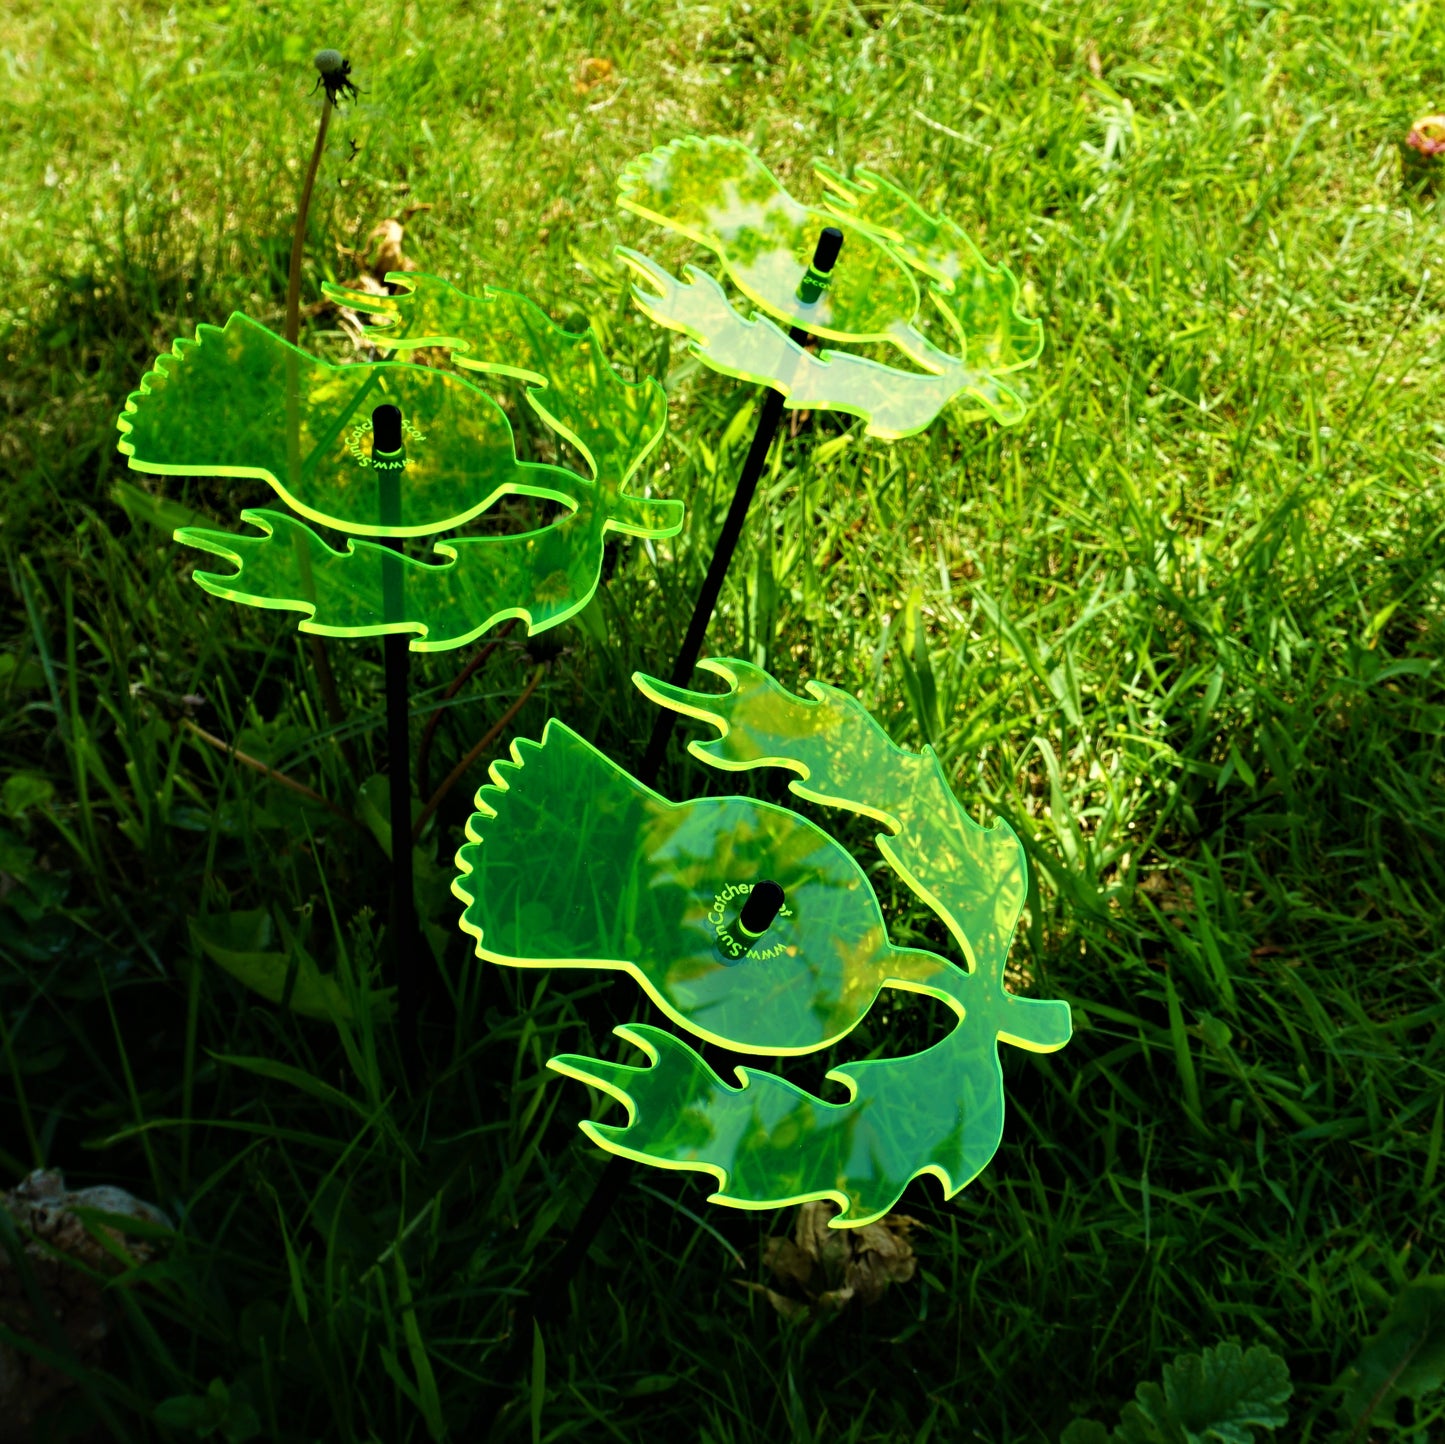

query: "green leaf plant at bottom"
(1060, 1340), (1292, 1443)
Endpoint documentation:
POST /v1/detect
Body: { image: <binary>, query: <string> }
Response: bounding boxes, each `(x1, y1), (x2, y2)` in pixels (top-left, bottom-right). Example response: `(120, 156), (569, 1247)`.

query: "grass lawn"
(3, 0), (1444, 1439)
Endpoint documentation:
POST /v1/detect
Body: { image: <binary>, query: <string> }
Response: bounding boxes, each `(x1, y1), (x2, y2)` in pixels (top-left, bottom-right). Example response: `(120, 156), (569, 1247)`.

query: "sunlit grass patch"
(2, 0), (1444, 1440)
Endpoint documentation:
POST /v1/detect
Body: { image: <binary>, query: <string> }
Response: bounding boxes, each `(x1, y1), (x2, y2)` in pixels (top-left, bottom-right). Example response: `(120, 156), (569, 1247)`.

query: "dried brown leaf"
(846, 1216), (921, 1304)
(575, 56), (615, 93)
(762, 1234), (814, 1290)
(320, 207), (442, 356)
(365, 218), (414, 279)
(751, 1201), (924, 1319)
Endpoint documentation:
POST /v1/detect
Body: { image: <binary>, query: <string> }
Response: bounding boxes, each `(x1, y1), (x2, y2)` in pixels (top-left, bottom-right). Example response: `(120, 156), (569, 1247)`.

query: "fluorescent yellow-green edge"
(548, 1024), (967, 1228)
(450, 720), (926, 1057)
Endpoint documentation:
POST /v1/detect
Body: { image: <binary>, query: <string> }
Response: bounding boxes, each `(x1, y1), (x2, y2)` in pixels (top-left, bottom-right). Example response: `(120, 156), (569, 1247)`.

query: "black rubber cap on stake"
(738, 880), (785, 939)
(371, 403), (403, 455)
(813, 226), (844, 273)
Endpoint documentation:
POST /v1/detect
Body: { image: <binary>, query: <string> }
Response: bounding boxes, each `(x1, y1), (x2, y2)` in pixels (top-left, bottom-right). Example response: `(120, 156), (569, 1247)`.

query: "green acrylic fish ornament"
(615, 135), (1044, 438)
(114, 279), (682, 650)
(454, 717), (950, 1054)
(453, 661), (1073, 1225)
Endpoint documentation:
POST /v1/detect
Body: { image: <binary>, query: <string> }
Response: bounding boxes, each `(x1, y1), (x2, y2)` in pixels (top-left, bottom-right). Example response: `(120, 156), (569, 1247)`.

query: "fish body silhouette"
(615, 135), (1045, 437)
(453, 663), (1074, 1225)
(113, 280), (682, 650)
(116, 312), (567, 537)
(453, 718), (951, 1055)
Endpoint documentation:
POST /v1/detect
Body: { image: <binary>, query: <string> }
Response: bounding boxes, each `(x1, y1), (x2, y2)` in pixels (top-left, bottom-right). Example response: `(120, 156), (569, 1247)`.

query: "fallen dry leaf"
(327, 272), (389, 354)
(741, 1200), (922, 1320)
(321, 205), (438, 359)
(333, 203), (432, 285)
(1, 1171), (171, 1444)
(575, 56), (615, 94)
(362, 217), (413, 279)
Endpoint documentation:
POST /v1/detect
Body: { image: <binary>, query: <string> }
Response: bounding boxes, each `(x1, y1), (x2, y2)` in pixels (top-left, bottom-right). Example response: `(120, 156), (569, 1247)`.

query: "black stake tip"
(371, 403), (403, 456)
(812, 226), (845, 275)
(738, 880), (786, 939)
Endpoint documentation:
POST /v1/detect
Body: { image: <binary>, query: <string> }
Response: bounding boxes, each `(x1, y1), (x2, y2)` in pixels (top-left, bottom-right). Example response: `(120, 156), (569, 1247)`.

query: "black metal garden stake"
(528, 228), (845, 1328)
(636, 227), (845, 784)
(373, 403), (423, 1081)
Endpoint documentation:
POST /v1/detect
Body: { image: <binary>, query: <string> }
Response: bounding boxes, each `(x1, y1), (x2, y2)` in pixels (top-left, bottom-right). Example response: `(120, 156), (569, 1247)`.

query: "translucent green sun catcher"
(115, 278), (682, 651)
(615, 135), (1044, 440)
(452, 660), (1072, 1227)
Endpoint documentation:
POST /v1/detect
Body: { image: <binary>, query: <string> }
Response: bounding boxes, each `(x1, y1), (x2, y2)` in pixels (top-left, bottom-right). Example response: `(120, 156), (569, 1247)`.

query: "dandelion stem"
(282, 83), (350, 755)
(285, 92), (333, 346)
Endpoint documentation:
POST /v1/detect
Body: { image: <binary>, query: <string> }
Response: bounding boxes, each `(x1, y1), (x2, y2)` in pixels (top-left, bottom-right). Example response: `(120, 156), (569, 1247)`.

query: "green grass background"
(3, 0), (1445, 1439)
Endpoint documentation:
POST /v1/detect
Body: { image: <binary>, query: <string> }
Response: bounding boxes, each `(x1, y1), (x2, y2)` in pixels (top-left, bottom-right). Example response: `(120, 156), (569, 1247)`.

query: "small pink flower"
(1407, 116), (1445, 158)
